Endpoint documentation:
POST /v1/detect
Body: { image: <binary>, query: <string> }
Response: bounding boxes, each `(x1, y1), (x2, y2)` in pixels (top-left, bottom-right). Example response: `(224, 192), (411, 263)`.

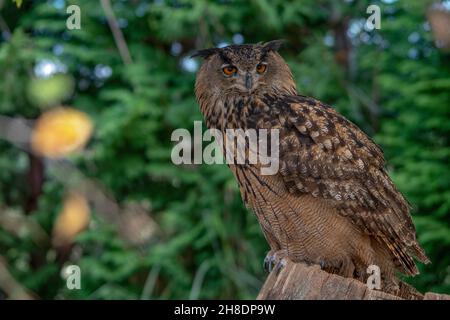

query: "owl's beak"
(245, 73), (253, 90)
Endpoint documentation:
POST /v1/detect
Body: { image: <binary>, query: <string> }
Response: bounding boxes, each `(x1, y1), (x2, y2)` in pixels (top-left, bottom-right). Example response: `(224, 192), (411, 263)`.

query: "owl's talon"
(263, 255), (272, 272)
(263, 249), (287, 273)
(274, 258), (287, 275)
(319, 260), (326, 270)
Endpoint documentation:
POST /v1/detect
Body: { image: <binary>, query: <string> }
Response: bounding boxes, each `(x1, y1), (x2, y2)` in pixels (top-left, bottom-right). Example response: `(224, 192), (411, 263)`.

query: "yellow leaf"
(27, 74), (74, 108)
(31, 107), (93, 158)
(13, 0), (23, 8)
(52, 193), (90, 247)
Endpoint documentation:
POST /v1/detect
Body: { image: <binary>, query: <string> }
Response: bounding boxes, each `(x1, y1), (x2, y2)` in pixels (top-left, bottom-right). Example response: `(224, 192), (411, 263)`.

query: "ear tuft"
(262, 39), (285, 53)
(190, 48), (220, 59)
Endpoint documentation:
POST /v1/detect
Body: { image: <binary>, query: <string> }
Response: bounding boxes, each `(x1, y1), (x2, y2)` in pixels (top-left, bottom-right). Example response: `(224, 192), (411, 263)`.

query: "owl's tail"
(396, 280), (424, 300)
(385, 281), (424, 300)
(411, 242), (431, 265)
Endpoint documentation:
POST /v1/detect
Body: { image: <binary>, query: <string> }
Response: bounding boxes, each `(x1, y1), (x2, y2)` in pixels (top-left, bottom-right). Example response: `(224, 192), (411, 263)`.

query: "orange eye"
(222, 65), (237, 76)
(256, 63), (267, 74)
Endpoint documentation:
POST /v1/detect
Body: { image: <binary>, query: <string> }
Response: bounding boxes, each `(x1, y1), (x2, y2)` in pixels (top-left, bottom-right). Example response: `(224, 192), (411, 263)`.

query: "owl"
(193, 41), (429, 298)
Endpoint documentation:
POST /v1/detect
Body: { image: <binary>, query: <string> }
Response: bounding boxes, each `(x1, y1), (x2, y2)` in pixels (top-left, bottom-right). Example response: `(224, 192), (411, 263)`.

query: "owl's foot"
(264, 249), (287, 274)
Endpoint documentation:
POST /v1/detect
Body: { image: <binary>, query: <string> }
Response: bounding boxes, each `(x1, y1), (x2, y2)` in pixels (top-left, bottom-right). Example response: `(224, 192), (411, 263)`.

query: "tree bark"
(257, 259), (450, 300)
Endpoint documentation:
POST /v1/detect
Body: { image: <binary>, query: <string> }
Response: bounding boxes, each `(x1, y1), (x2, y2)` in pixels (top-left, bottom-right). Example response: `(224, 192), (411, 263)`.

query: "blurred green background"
(0, 0), (449, 299)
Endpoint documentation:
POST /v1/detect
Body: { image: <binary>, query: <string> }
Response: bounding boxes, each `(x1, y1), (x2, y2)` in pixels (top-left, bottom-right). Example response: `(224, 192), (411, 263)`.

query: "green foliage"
(0, 0), (449, 299)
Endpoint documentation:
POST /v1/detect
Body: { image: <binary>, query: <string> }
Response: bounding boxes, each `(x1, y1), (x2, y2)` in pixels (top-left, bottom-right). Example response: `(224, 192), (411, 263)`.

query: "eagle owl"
(193, 41), (429, 296)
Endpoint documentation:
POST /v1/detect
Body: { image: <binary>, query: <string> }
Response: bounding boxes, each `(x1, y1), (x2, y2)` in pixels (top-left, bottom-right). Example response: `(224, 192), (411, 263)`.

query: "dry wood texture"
(257, 259), (450, 300)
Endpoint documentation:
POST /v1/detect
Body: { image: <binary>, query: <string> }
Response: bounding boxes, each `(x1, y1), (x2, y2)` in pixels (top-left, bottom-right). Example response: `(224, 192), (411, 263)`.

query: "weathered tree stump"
(257, 259), (450, 300)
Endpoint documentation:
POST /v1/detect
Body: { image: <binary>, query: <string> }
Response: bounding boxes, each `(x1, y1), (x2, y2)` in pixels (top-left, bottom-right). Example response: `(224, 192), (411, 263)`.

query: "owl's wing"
(262, 94), (429, 275)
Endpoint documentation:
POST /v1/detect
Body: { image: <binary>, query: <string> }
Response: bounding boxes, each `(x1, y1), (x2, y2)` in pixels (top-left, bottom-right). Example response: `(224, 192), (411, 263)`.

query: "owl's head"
(193, 40), (296, 99)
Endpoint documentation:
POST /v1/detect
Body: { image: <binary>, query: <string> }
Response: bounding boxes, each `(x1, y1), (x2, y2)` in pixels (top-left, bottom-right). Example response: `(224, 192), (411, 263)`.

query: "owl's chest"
(214, 97), (274, 131)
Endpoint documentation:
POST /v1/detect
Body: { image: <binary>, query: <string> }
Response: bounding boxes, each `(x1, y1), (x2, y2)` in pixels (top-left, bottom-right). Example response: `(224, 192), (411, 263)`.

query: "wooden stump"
(257, 259), (450, 300)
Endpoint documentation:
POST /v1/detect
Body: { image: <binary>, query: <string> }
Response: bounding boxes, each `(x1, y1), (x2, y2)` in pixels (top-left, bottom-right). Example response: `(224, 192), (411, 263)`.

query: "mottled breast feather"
(257, 94), (430, 275)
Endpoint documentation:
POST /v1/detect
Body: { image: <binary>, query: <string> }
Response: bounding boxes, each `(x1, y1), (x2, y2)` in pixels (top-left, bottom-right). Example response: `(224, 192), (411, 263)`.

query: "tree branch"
(100, 0), (133, 65)
(257, 259), (450, 300)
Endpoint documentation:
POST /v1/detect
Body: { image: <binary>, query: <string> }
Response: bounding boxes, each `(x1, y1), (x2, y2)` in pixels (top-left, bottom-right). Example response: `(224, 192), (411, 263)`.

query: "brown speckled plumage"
(193, 41), (429, 296)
